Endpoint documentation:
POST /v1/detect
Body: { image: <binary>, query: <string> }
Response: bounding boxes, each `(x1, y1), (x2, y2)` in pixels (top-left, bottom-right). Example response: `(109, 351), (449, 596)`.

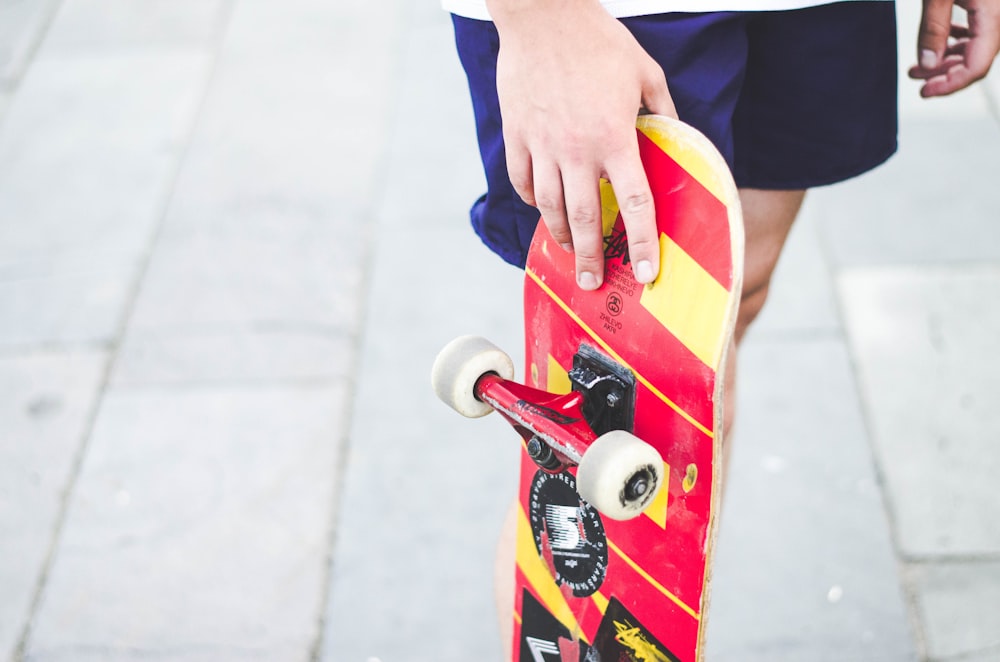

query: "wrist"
(486, 0), (608, 33)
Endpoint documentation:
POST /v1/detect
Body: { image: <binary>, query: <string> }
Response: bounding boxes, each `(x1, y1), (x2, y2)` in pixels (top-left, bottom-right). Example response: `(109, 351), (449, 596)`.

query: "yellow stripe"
(515, 507), (589, 644)
(607, 539), (700, 621)
(526, 269), (712, 439)
(547, 354), (572, 394)
(600, 179), (620, 236)
(636, 116), (736, 206)
(643, 462), (671, 529)
(590, 591), (610, 616)
(640, 234), (730, 370)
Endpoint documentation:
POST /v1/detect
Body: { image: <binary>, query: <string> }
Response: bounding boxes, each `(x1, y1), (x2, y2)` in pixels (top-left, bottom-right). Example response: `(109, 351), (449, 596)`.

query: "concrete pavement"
(1, 1), (998, 660)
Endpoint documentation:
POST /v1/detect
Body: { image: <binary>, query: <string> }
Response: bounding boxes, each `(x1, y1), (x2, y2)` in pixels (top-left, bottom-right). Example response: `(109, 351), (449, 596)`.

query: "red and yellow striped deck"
(513, 116), (744, 662)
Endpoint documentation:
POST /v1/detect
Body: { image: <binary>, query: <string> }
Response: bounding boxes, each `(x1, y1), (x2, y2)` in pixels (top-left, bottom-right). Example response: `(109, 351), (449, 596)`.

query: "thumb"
(918, 0), (956, 69)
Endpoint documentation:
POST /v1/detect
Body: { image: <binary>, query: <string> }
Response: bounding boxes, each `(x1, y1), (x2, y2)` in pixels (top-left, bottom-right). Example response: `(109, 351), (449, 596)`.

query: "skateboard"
(432, 115), (743, 662)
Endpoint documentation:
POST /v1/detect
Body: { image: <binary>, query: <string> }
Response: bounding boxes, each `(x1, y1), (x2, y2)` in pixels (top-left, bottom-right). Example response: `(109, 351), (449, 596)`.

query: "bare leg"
(721, 188), (806, 475)
(496, 501), (518, 660)
(496, 188), (805, 658)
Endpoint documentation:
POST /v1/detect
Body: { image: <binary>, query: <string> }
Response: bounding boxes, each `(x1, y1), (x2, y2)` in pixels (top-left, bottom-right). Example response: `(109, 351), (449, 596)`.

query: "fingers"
(911, 0), (1000, 96)
(640, 65), (678, 120)
(917, 0), (956, 70)
(530, 160), (607, 290)
(561, 168), (606, 290)
(505, 137), (536, 207)
(509, 134), (659, 292)
(532, 161), (574, 256)
(508, 119), (660, 291)
(910, 33), (999, 95)
(601, 141), (658, 286)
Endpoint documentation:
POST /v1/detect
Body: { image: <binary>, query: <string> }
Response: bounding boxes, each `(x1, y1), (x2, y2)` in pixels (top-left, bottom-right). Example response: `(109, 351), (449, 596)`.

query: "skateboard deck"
(511, 115), (743, 661)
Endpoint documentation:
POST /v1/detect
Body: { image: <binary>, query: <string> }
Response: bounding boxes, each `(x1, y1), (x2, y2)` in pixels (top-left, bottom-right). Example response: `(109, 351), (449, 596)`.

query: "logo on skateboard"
(605, 291), (624, 317)
(591, 597), (680, 662)
(529, 470), (608, 597)
(603, 225), (630, 265)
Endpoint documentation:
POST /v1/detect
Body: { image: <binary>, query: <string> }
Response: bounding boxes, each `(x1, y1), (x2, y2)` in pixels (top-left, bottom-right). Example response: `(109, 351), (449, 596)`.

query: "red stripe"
(637, 131), (733, 290)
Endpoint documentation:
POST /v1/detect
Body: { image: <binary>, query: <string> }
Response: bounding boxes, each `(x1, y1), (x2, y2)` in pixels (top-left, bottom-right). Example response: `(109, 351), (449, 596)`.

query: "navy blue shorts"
(452, 2), (899, 267)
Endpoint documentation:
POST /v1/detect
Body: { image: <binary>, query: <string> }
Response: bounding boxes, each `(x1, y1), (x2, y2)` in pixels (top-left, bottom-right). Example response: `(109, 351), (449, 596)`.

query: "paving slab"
(24, 384), (349, 660)
(0, 89), (10, 125)
(0, 266), (135, 348)
(124, 209), (367, 333)
(811, 115), (1000, 269)
(705, 338), (916, 662)
(39, 0), (228, 54)
(0, 350), (107, 661)
(0, 51), (212, 347)
(0, 52), (210, 269)
(985, 67), (1000, 119)
(0, 0), (59, 83)
(112, 328), (354, 387)
(906, 561), (1000, 661)
(838, 265), (1000, 557)
(321, 224), (522, 662)
(320, 7), (528, 658)
(376, 16), (490, 232)
(115, 0), (404, 386)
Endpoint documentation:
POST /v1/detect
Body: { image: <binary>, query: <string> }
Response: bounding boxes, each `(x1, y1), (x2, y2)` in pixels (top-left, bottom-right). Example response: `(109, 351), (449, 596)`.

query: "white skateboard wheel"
(576, 430), (664, 521)
(431, 335), (515, 418)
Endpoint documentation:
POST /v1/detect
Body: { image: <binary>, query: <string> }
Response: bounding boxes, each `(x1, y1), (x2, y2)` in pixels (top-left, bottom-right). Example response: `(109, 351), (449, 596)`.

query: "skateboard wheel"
(576, 430), (664, 521)
(431, 336), (515, 418)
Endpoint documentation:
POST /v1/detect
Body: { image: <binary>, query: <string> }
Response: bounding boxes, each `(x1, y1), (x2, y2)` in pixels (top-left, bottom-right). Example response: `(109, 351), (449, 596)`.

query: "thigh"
(733, 1), (899, 189)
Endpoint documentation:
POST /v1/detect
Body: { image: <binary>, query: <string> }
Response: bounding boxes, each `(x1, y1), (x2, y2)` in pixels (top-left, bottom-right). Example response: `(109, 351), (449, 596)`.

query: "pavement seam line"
(306, 4), (411, 660)
(828, 258), (930, 659)
(9, 1), (237, 657)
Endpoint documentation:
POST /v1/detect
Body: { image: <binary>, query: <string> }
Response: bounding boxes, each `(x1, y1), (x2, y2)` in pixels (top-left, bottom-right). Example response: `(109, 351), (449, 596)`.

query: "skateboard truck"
(569, 344), (635, 437)
(432, 335), (663, 520)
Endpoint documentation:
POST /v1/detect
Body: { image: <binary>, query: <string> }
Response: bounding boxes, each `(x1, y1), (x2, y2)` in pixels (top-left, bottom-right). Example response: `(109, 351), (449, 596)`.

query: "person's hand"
(487, 0), (675, 290)
(910, 0), (1000, 96)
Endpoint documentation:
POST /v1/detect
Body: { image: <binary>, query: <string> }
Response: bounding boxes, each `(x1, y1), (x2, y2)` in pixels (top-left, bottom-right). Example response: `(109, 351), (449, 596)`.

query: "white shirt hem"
(442, 0), (886, 21)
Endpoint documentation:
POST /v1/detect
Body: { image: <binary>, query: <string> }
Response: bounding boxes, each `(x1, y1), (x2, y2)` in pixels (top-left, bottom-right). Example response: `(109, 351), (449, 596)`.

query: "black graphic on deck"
(529, 470), (608, 597)
(604, 225), (630, 265)
(519, 590), (592, 662)
(592, 597), (681, 662)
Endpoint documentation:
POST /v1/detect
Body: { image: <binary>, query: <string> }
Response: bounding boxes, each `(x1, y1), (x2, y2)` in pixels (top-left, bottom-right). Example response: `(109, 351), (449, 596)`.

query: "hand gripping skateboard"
(433, 115), (744, 662)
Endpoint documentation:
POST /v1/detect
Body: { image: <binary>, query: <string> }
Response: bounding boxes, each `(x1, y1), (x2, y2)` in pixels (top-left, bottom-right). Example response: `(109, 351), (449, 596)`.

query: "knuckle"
(628, 234), (659, 255)
(509, 172), (529, 192)
(922, 12), (951, 39)
(534, 191), (562, 213)
(575, 247), (603, 264)
(568, 205), (600, 229)
(620, 191), (654, 216)
(545, 220), (572, 242)
(925, 21), (949, 40)
(509, 176), (534, 205)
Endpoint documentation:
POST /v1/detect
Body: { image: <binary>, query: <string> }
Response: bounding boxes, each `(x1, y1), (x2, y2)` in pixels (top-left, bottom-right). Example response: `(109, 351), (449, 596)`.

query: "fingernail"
(920, 49), (937, 69)
(560, 242), (574, 253)
(578, 271), (599, 290)
(635, 260), (656, 284)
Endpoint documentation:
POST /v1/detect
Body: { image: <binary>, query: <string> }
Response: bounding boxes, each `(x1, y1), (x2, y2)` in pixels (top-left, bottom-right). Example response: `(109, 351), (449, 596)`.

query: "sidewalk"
(1, 2), (998, 661)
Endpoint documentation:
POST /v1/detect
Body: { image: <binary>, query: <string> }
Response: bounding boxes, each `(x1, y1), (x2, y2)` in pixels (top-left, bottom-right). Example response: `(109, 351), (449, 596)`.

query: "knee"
(736, 280), (771, 343)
